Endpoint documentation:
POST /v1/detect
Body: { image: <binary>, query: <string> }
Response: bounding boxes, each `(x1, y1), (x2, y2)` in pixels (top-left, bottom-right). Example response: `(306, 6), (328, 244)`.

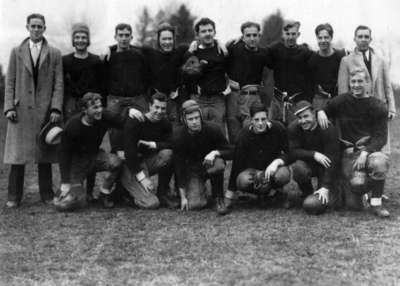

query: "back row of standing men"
(4, 14), (395, 217)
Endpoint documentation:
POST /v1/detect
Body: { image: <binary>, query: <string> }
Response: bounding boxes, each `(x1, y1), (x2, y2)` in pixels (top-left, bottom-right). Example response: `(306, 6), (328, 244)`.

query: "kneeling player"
(225, 102), (291, 209)
(55, 93), (128, 211)
(318, 68), (390, 217)
(288, 101), (340, 214)
(120, 92), (176, 209)
(172, 100), (232, 215)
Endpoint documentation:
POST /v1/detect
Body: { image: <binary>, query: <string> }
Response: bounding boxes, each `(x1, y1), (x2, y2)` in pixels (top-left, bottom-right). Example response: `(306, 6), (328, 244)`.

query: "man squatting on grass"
(318, 68), (391, 217)
(225, 102), (291, 208)
(172, 100), (232, 215)
(288, 100), (341, 213)
(121, 91), (176, 209)
(56, 92), (138, 210)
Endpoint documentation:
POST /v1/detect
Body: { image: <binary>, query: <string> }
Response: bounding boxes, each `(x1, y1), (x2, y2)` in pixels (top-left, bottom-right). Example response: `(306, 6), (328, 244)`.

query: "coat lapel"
(370, 49), (379, 85)
(38, 39), (49, 69)
(19, 39), (33, 75)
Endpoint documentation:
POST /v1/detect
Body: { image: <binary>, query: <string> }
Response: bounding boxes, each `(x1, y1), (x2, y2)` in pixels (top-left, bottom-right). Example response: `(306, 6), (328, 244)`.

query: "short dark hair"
(194, 18), (216, 34)
(354, 25), (372, 37)
(80, 92), (103, 109)
(283, 20), (300, 31)
(150, 91), (167, 105)
(250, 102), (268, 118)
(115, 23), (132, 34)
(315, 23), (333, 37)
(26, 13), (45, 25)
(240, 21), (261, 34)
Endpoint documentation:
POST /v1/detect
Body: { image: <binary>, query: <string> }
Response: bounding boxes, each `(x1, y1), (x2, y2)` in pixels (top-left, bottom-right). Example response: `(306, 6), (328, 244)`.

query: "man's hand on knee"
(140, 177), (154, 193)
(353, 151), (368, 170)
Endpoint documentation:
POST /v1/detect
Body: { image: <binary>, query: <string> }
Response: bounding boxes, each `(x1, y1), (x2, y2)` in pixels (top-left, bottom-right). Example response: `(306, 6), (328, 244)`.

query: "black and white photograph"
(0, 0), (400, 285)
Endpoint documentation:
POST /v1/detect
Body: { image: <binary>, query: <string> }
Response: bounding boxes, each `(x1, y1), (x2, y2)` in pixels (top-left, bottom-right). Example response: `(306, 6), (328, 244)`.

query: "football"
(303, 194), (326, 215)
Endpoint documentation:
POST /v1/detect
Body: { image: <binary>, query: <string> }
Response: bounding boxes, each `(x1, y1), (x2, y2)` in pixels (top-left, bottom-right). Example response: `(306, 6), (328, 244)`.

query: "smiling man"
(288, 100), (340, 213)
(120, 91), (176, 209)
(63, 23), (104, 120)
(307, 23), (345, 109)
(318, 68), (390, 218)
(338, 25), (395, 120)
(57, 92), (126, 211)
(225, 102), (290, 210)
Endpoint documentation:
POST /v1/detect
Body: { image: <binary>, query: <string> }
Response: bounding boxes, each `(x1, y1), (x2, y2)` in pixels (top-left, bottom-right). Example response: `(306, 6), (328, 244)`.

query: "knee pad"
(291, 161), (311, 184)
(302, 194), (326, 215)
(158, 149), (173, 169)
(367, 152), (389, 180)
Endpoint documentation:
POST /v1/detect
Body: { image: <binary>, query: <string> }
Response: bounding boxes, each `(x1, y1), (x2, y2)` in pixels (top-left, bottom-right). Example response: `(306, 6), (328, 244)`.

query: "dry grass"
(1, 92), (400, 285)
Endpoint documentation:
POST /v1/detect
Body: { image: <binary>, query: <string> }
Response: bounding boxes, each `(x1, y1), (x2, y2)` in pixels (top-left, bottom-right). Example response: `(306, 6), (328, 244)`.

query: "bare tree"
(169, 4), (196, 45)
(135, 7), (155, 46)
(260, 10), (284, 48)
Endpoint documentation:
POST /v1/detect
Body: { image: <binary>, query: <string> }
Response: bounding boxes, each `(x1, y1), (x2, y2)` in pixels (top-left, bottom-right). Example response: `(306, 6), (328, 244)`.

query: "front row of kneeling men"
(55, 67), (390, 218)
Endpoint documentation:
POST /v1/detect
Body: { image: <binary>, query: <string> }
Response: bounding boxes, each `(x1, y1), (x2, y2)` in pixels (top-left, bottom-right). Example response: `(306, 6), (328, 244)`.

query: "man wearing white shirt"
(4, 13), (63, 208)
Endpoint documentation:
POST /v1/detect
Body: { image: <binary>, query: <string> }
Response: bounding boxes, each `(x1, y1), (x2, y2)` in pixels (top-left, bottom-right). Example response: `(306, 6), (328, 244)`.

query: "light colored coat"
(338, 47), (395, 114)
(4, 37), (63, 164)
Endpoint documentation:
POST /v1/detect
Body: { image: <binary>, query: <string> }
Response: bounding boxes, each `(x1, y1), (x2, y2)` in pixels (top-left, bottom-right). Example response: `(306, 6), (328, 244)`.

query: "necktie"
(31, 44), (40, 66)
(362, 50), (371, 76)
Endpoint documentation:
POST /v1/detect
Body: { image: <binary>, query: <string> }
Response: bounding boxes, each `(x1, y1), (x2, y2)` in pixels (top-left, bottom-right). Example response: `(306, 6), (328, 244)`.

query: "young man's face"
(349, 72), (368, 97)
(197, 24), (215, 46)
(148, 99), (167, 121)
(297, 109), (316, 131)
(354, 29), (372, 52)
(316, 29), (332, 52)
(282, 26), (300, 48)
(73, 32), (89, 52)
(26, 18), (46, 43)
(242, 26), (260, 49)
(84, 99), (103, 121)
(251, 111), (268, 133)
(159, 30), (174, 52)
(185, 111), (202, 133)
(115, 28), (132, 50)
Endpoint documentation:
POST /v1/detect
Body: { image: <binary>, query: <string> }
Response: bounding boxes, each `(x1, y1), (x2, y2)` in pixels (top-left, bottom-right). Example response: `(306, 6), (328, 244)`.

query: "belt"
(240, 90), (258, 96)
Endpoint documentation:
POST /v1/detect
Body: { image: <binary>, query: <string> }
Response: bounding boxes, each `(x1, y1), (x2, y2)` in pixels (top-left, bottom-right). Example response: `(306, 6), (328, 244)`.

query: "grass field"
(1, 98), (400, 285)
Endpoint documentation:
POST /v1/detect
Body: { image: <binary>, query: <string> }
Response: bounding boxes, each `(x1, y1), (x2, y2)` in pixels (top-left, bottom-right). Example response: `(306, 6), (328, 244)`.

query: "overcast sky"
(1, 0), (400, 83)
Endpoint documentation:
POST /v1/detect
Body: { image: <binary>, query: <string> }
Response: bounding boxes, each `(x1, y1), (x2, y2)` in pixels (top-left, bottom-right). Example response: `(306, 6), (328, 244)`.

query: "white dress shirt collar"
(29, 39), (43, 50)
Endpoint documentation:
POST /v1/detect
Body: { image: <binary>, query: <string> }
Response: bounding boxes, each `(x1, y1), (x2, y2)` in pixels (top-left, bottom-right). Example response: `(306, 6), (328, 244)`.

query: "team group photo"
(1, 0), (400, 285)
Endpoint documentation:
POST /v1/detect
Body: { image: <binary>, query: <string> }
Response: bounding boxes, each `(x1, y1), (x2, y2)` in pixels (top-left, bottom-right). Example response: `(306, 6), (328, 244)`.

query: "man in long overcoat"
(4, 13), (63, 207)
